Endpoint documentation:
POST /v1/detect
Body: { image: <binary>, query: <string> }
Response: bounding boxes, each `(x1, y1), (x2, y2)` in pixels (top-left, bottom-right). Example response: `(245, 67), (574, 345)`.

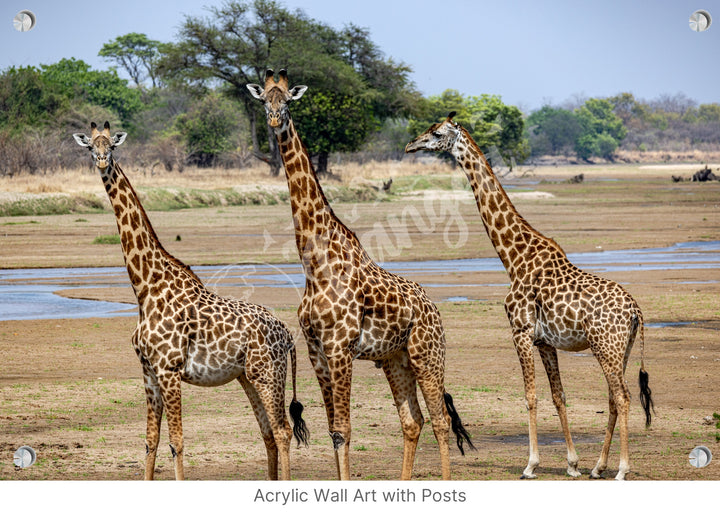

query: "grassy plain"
(1, 160), (719, 481)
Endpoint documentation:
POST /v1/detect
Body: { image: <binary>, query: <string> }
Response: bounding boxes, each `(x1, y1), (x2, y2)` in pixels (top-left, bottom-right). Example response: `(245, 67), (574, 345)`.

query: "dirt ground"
(1, 166), (719, 481)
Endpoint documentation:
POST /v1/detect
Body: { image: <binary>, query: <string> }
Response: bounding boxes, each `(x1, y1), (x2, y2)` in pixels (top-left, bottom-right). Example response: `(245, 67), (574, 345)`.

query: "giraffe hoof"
(520, 473), (537, 480)
(590, 470), (603, 479)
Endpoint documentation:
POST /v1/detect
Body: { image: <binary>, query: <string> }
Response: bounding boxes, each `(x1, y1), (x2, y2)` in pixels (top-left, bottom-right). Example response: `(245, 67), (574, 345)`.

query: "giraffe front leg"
(513, 330), (540, 479)
(134, 337), (163, 481)
(537, 344), (580, 478)
(158, 369), (184, 480)
(141, 364), (163, 481)
(305, 335), (339, 477)
(325, 348), (353, 481)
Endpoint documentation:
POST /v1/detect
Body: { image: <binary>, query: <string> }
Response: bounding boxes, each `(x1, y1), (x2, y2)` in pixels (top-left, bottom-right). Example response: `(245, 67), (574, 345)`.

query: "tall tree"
(99, 33), (162, 90)
(156, 0), (417, 174)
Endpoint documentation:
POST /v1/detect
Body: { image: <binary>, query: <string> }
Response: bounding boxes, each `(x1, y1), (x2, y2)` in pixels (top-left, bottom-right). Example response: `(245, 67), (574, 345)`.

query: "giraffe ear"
(73, 133), (91, 147)
(288, 85), (307, 101)
(447, 111), (457, 121)
(111, 132), (127, 148)
(246, 83), (264, 100)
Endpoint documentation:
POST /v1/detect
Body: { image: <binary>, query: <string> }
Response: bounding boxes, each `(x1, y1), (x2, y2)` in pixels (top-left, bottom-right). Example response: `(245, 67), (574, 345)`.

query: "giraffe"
(406, 112), (653, 480)
(72, 122), (308, 480)
(247, 70), (474, 480)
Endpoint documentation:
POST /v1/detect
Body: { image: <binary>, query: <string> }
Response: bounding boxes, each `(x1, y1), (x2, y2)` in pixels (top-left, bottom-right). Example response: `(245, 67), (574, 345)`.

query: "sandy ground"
(1, 168), (719, 484)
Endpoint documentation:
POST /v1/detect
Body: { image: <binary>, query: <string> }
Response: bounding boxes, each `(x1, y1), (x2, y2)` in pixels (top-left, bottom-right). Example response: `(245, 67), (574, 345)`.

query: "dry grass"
(3, 157), (718, 200)
(616, 149), (720, 164)
(0, 159), (458, 196)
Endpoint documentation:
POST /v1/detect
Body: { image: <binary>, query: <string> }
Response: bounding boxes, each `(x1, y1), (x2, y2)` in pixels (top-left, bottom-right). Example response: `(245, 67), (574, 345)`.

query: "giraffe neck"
(275, 118), (361, 267)
(100, 159), (201, 303)
(451, 128), (550, 276)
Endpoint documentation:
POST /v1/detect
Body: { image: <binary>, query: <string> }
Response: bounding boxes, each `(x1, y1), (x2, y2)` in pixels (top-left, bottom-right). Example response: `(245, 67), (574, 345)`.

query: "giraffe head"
(404, 112), (461, 154)
(73, 121), (127, 171)
(247, 69), (307, 131)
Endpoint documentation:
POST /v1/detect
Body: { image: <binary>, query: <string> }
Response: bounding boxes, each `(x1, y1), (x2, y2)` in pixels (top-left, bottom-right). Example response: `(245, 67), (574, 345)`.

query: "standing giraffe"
(406, 113), (653, 480)
(247, 70), (473, 480)
(73, 122), (308, 480)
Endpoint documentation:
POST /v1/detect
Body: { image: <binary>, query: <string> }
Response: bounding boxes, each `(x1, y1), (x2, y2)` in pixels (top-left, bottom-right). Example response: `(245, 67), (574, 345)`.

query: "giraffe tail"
(444, 392), (476, 455)
(635, 311), (654, 427)
(288, 344), (310, 447)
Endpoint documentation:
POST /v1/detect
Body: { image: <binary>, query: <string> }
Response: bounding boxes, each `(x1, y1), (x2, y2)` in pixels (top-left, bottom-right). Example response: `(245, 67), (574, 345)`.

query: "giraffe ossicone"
(406, 112), (654, 480)
(73, 121), (309, 480)
(248, 70), (474, 481)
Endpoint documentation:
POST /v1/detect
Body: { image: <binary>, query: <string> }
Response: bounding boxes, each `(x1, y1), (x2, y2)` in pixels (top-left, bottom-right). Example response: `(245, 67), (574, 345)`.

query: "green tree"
(40, 58), (142, 124)
(99, 32), (162, 89)
(684, 103), (720, 124)
(526, 105), (582, 156)
(409, 90), (529, 168)
(0, 66), (67, 129)
(174, 92), (244, 166)
(156, 0), (417, 175)
(574, 98), (627, 160)
(291, 90), (374, 172)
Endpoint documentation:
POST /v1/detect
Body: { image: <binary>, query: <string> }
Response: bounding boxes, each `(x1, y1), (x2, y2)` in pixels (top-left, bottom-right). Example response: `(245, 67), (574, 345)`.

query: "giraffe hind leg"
(591, 395), (617, 479)
(407, 344), (454, 480)
(415, 375), (452, 480)
(589, 335), (632, 480)
(237, 373), (284, 480)
(380, 354), (424, 480)
(537, 343), (580, 477)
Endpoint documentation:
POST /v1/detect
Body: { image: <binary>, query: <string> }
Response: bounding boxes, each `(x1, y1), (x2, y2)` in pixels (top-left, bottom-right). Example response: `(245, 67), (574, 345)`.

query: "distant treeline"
(1, 0), (718, 177)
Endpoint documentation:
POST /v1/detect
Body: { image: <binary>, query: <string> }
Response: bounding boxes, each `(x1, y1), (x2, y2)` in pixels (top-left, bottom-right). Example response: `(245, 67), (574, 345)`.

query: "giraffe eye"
(432, 131), (442, 138)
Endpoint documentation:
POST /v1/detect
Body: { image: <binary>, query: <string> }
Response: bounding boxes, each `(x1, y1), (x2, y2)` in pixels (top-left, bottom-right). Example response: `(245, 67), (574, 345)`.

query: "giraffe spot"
(129, 271), (141, 287)
(500, 230), (513, 248)
(487, 195), (499, 214)
(129, 212), (141, 230)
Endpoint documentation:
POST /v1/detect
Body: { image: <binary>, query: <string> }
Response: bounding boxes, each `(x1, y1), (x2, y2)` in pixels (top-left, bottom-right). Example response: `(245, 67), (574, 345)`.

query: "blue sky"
(1, 0), (718, 111)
